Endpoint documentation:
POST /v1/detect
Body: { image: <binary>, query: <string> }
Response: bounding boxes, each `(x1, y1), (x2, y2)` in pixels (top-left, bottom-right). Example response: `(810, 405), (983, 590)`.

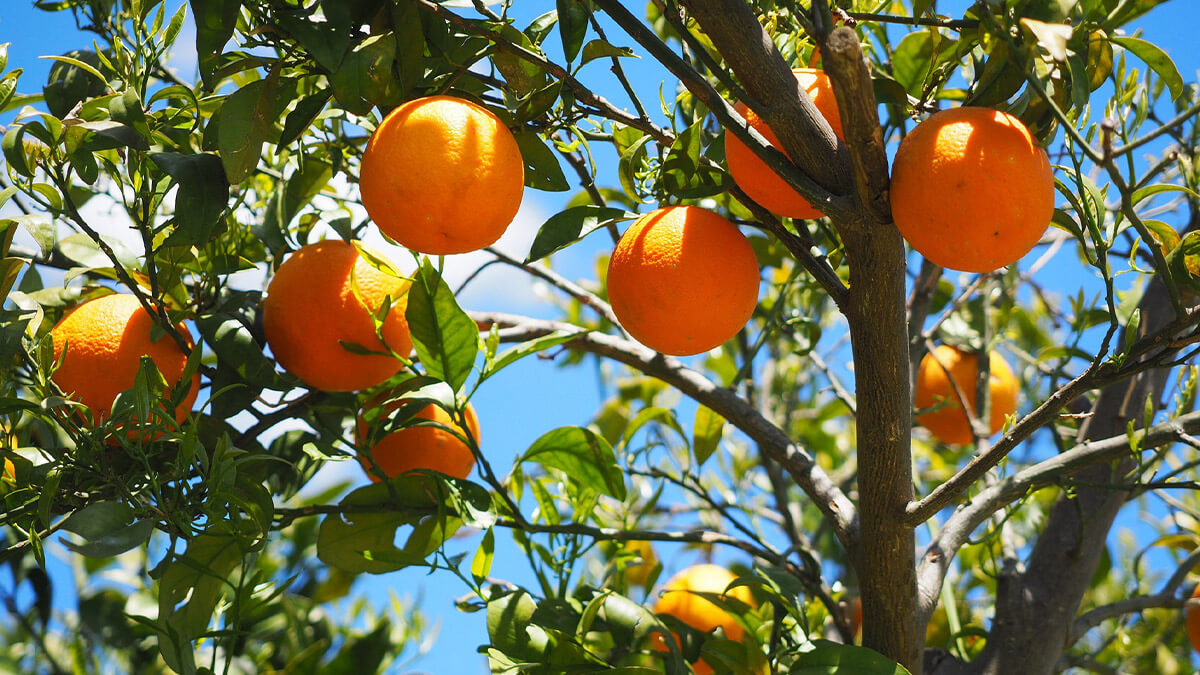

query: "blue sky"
(4, 1), (1200, 673)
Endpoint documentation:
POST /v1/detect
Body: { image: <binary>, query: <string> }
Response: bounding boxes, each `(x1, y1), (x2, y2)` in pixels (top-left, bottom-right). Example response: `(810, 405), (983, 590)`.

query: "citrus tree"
(2, 0), (1200, 673)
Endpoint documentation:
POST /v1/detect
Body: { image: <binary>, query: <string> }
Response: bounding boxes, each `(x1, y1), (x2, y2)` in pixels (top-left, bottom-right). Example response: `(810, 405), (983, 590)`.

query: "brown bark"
(680, 0), (852, 201)
(601, 3), (918, 669)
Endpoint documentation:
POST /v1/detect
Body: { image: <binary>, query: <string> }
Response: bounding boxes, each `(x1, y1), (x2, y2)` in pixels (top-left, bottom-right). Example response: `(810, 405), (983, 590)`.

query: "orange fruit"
(359, 95), (525, 255)
(263, 240), (413, 392)
(356, 401), (480, 481)
(607, 206), (760, 356)
(50, 293), (198, 426)
(724, 69), (843, 219)
(653, 564), (755, 675)
(915, 345), (1018, 446)
(890, 107), (1054, 273)
(1, 458), (12, 487)
(1186, 585), (1200, 653)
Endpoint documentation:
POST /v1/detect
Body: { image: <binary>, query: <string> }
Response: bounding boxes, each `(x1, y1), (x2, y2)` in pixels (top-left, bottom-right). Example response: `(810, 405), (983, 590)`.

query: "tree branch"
(677, 0), (852, 205)
(822, 26), (891, 224)
(473, 312), (859, 551)
(595, 0), (857, 222)
(1066, 547), (1200, 645)
(906, 305), (1200, 526)
(915, 409), (1200, 625)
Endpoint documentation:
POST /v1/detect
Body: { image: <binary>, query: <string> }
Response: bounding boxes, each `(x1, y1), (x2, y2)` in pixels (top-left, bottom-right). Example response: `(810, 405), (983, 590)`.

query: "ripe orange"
(607, 206), (760, 356)
(724, 69), (843, 219)
(915, 345), (1018, 446)
(263, 240), (413, 392)
(1186, 584), (1200, 653)
(356, 401), (480, 481)
(359, 95), (525, 255)
(50, 293), (198, 426)
(890, 107), (1054, 273)
(653, 564), (755, 675)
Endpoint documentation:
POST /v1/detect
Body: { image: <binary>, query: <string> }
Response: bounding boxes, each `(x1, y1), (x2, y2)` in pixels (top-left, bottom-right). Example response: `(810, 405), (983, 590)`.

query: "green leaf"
(471, 527), (495, 582)
(278, 89), (331, 147)
(76, 120), (149, 151)
(617, 133), (652, 203)
(525, 10), (559, 45)
(2, 124), (33, 178)
(580, 39), (637, 66)
(488, 590), (553, 661)
(1166, 230), (1200, 294)
(521, 426), (626, 500)
(526, 205), (629, 262)
(1132, 183), (1200, 206)
(108, 88), (149, 140)
(514, 130), (569, 192)
(195, 313), (277, 387)
(316, 475), (463, 574)
(157, 527), (244, 673)
(13, 214), (54, 256)
(149, 152), (229, 245)
(891, 30), (957, 96)
(59, 501), (155, 558)
(0, 257), (26, 300)
(189, 0), (242, 85)
(0, 69), (22, 114)
(1019, 18), (1073, 63)
(391, 4), (425, 99)
(59, 232), (137, 270)
(266, 157), (334, 230)
(789, 639), (911, 674)
(323, 619), (394, 675)
(485, 330), (580, 380)
(216, 77), (278, 183)
(330, 33), (401, 115)
(556, 0), (588, 63)
(492, 26), (550, 98)
(163, 2), (188, 51)
(621, 406), (686, 450)
(692, 405), (725, 466)
(405, 260), (478, 393)
(661, 120), (723, 199)
(1111, 36), (1184, 100)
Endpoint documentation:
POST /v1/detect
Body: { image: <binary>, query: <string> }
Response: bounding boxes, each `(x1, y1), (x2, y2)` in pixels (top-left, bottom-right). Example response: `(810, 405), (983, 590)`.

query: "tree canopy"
(3, 0), (1200, 674)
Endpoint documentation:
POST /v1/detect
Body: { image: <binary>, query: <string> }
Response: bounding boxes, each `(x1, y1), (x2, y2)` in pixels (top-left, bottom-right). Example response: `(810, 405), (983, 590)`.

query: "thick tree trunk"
(844, 220), (920, 672)
(970, 278), (1179, 674)
(666, 4), (919, 670)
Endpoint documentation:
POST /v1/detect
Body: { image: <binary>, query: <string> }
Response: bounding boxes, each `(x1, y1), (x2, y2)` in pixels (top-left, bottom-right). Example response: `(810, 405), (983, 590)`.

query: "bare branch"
(483, 247), (625, 331)
(917, 409), (1200, 623)
(906, 306), (1200, 526)
(473, 312), (859, 551)
(1067, 548), (1200, 644)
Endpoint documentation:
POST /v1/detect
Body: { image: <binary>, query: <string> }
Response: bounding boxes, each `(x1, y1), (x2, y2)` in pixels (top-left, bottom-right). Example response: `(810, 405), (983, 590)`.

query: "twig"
(472, 311), (859, 550)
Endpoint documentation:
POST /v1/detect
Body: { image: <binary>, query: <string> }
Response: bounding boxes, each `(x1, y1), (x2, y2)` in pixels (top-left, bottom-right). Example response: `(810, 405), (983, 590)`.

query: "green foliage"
(1, 0), (1199, 673)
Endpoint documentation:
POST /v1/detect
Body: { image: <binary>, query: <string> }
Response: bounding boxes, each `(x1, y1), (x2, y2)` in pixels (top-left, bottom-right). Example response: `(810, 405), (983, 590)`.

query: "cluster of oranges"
(46, 96), (514, 481)
(42, 74), (1040, 494)
(723, 68), (1041, 444)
